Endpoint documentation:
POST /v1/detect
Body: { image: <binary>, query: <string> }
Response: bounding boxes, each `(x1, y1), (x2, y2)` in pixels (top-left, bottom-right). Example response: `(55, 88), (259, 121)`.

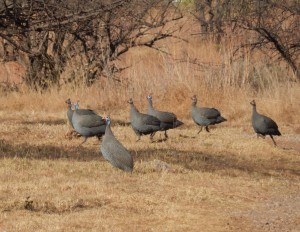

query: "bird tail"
(173, 119), (184, 128)
(216, 116), (227, 124)
(276, 130), (281, 136)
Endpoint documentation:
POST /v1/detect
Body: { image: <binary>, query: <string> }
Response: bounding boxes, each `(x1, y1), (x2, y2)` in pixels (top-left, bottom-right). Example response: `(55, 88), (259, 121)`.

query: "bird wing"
(263, 116), (279, 129)
(76, 109), (99, 116)
(106, 139), (132, 162)
(148, 105), (177, 123)
(140, 113), (161, 126)
(155, 110), (177, 123)
(101, 137), (133, 171)
(199, 107), (220, 119)
(77, 114), (105, 128)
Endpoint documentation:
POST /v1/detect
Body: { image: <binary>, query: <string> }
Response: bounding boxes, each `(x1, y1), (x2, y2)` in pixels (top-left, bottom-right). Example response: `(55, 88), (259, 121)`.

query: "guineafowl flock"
(147, 95), (183, 139)
(66, 95), (281, 172)
(128, 98), (162, 142)
(72, 101), (106, 144)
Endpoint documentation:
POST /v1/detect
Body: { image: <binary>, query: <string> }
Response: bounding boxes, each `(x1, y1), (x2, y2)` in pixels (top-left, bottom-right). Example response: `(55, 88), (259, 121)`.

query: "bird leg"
(257, 134), (265, 139)
(164, 131), (168, 139)
(150, 132), (156, 142)
(135, 134), (141, 142)
(197, 126), (203, 134)
(81, 137), (87, 145)
(270, 135), (277, 146)
(205, 126), (210, 132)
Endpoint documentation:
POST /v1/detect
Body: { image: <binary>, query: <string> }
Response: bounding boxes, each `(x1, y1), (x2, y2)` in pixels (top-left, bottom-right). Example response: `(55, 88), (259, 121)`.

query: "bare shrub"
(0, 0), (183, 90)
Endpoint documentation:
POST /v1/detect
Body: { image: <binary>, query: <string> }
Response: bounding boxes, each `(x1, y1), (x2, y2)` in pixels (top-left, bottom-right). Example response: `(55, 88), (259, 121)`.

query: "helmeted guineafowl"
(72, 101), (106, 144)
(128, 98), (163, 142)
(191, 95), (227, 134)
(147, 95), (183, 139)
(100, 116), (134, 172)
(65, 98), (74, 128)
(250, 100), (281, 146)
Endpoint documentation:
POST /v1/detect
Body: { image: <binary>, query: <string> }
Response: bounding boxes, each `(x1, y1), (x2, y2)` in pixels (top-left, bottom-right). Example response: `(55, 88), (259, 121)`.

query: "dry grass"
(0, 110), (299, 232)
(0, 19), (300, 231)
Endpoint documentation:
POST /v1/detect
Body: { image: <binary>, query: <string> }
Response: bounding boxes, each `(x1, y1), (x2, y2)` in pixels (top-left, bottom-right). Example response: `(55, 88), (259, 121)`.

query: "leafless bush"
(192, 0), (300, 80)
(0, 0), (183, 90)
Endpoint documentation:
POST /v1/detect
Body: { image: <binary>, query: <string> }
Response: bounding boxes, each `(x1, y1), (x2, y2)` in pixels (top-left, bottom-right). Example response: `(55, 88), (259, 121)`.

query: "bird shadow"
(151, 138), (168, 143)
(22, 119), (66, 126)
(133, 148), (300, 178)
(0, 139), (299, 178)
(179, 134), (197, 139)
(0, 139), (98, 161)
(111, 120), (131, 127)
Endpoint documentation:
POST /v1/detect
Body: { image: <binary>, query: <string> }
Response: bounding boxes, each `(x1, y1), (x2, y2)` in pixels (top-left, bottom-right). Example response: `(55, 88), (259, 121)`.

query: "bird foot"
(65, 130), (81, 140)
(197, 128), (202, 134)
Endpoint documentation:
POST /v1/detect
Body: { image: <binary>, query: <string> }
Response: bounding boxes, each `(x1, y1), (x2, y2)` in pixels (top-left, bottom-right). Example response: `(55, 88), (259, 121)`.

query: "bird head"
(250, 100), (256, 106)
(191, 95), (197, 103)
(147, 95), (152, 100)
(74, 101), (80, 110)
(127, 98), (133, 104)
(65, 98), (71, 105)
(105, 116), (111, 125)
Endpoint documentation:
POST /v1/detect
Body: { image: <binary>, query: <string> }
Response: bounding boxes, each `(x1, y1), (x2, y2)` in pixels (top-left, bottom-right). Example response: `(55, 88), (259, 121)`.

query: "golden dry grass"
(1, 20), (300, 231)
(0, 109), (299, 232)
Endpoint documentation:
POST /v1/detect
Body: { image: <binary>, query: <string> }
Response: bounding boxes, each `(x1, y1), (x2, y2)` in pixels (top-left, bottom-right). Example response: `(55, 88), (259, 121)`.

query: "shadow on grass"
(134, 148), (300, 178)
(111, 120), (131, 127)
(0, 139), (98, 161)
(0, 139), (299, 178)
(22, 119), (66, 126)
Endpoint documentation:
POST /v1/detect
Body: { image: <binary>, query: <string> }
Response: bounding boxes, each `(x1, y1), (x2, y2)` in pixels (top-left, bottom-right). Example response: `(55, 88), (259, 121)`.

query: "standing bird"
(250, 100), (281, 146)
(101, 116), (134, 172)
(147, 95), (183, 139)
(65, 98), (74, 128)
(72, 101), (106, 144)
(191, 95), (227, 134)
(128, 98), (162, 142)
